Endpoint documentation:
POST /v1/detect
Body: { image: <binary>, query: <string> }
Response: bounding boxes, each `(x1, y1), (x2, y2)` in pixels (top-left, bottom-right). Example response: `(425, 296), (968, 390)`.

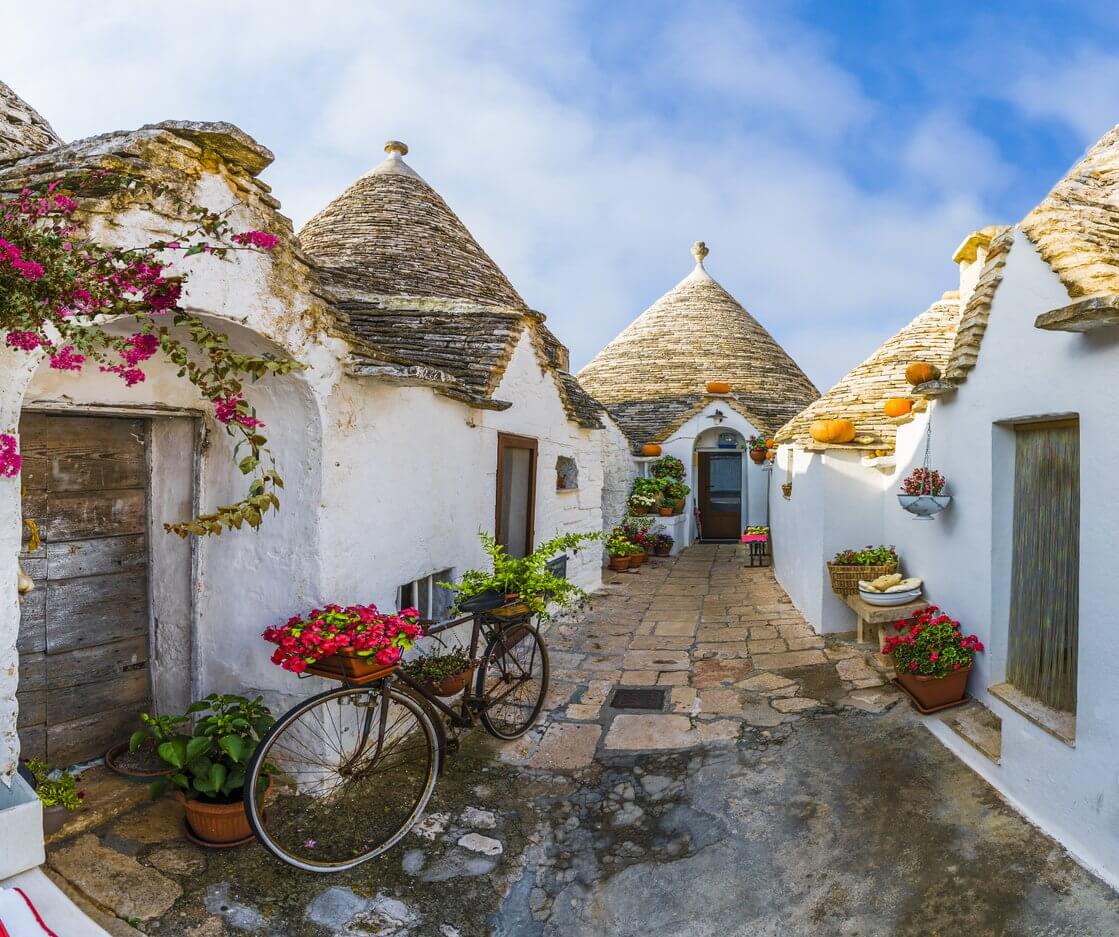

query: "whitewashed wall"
(879, 230), (1119, 887)
(600, 415), (637, 532)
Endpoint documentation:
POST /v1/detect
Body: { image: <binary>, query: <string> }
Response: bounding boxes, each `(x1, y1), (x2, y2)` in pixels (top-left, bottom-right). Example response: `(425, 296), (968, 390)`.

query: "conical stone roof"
(578, 242), (818, 446)
(1, 81), (61, 163)
(299, 141), (526, 308)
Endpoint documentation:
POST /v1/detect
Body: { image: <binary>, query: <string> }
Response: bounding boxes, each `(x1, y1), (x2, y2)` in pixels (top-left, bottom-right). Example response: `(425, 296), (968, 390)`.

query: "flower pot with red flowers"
(748, 435), (768, 464)
(882, 605), (984, 713)
(153, 694), (276, 847)
(898, 467), (951, 519)
(263, 604), (424, 682)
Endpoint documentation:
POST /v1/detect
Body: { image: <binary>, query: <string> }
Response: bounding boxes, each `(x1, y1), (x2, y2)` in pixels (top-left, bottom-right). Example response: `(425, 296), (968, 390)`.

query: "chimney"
(952, 226), (999, 308)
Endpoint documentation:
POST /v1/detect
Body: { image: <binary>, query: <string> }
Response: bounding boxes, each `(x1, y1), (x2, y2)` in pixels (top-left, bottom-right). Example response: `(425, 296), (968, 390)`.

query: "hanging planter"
(898, 418), (950, 519)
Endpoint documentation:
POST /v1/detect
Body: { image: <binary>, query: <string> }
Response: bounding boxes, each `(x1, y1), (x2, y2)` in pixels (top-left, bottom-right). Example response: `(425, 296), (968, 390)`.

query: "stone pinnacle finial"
(384, 140), (409, 157)
(692, 241), (709, 266)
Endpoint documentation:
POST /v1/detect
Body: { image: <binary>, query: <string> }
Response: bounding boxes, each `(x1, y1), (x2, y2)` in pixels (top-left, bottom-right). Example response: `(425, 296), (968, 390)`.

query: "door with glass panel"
(496, 433), (538, 558)
(698, 452), (743, 540)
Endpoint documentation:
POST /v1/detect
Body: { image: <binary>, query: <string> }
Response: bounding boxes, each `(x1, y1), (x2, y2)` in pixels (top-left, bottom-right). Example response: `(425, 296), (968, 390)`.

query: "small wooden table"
(845, 594), (928, 646)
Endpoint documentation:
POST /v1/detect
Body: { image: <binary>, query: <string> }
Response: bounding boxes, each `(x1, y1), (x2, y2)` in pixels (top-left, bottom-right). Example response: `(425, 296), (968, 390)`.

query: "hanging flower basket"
(898, 494), (951, 518)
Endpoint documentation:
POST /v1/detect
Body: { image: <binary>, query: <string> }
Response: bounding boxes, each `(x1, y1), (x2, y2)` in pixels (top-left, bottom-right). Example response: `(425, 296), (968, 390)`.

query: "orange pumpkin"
(765, 438), (777, 448)
(905, 361), (940, 386)
(641, 443), (662, 457)
(705, 380), (731, 394)
(808, 419), (857, 445)
(883, 398), (913, 418)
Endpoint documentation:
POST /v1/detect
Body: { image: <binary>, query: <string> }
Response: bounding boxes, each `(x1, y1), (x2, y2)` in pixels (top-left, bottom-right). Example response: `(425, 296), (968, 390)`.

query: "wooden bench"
(845, 594), (929, 647)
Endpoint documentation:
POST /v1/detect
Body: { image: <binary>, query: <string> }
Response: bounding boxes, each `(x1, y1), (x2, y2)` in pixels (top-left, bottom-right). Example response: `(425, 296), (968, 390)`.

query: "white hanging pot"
(897, 494), (951, 519)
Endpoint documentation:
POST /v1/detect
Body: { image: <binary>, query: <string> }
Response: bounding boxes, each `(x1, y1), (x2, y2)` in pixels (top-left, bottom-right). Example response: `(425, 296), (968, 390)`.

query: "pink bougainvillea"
(0, 169), (303, 536)
(0, 434), (21, 478)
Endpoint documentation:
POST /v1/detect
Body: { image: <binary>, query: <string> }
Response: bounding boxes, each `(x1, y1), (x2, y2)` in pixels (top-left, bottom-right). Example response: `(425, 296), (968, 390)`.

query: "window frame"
(495, 432), (538, 555)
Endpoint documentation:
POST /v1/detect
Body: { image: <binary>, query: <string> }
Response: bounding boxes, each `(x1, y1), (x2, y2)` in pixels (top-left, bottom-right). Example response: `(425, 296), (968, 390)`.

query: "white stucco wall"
(880, 230), (1119, 887)
(600, 415), (637, 533)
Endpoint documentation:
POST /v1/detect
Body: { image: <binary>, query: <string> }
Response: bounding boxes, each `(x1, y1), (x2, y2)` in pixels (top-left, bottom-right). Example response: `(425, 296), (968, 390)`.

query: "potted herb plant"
(403, 650), (475, 697)
(653, 531), (674, 556)
(748, 435), (768, 464)
(156, 693), (276, 847)
(106, 712), (188, 779)
(650, 455), (686, 481)
(882, 606), (984, 712)
(445, 530), (602, 620)
(898, 467), (951, 518)
(664, 479), (690, 513)
(827, 545), (899, 596)
(23, 758), (83, 837)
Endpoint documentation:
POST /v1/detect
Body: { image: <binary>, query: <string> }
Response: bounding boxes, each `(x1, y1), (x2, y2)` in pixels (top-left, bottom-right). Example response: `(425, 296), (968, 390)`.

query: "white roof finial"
(692, 240), (709, 267)
(384, 140), (409, 157)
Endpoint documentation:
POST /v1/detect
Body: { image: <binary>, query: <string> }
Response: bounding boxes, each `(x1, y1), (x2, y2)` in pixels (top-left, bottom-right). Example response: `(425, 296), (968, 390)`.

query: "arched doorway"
(694, 428), (746, 541)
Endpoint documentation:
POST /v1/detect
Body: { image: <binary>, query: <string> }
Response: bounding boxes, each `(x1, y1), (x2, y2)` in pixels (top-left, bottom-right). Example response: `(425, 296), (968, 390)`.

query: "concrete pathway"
(41, 545), (1119, 936)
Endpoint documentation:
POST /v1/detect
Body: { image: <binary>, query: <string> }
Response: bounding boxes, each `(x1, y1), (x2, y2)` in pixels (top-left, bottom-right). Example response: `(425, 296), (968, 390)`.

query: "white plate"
(857, 588), (923, 606)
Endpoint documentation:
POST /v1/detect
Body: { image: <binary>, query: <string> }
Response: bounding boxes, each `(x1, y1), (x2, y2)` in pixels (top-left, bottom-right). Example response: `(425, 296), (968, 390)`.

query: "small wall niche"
(556, 455), (579, 491)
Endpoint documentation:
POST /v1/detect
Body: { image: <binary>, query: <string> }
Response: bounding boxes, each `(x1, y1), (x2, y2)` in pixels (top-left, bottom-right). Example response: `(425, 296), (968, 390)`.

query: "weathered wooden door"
(17, 413), (151, 765)
(697, 452), (742, 541)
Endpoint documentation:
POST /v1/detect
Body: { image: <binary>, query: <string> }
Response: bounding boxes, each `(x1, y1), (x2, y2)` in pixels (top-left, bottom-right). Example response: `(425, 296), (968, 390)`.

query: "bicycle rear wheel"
(245, 684), (438, 872)
(476, 621), (550, 740)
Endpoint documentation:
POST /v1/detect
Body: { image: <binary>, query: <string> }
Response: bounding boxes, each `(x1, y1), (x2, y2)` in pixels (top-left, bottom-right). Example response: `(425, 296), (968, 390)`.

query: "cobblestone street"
(43, 546), (1119, 936)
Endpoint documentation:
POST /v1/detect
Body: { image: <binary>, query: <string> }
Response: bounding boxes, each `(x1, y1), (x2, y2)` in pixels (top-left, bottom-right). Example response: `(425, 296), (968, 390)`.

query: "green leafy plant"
(663, 479), (690, 501)
(155, 694), (275, 802)
(832, 544), (898, 566)
(607, 531), (632, 557)
(443, 531), (602, 619)
(129, 712), (189, 754)
(649, 455), (685, 480)
(882, 606), (984, 678)
(25, 758), (84, 811)
(402, 650), (472, 683)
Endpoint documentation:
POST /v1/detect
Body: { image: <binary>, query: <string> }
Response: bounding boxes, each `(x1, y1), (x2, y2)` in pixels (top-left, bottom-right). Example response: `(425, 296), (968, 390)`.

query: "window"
(397, 568), (455, 622)
(496, 433), (538, 558)
(556, 456), (578, 491)
(1006, 419), (1079, 714)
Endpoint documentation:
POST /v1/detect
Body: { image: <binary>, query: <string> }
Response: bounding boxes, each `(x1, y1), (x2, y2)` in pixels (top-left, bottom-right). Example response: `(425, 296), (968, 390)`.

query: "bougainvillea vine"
(0, 170), (305, 536)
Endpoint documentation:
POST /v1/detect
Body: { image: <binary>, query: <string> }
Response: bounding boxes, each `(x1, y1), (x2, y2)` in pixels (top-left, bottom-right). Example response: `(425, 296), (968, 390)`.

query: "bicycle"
(243, 594), (550, 872)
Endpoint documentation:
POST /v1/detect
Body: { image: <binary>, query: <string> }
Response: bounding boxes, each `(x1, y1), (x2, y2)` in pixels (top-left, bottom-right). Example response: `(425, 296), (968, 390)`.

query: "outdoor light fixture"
(709, 409), (726, 423)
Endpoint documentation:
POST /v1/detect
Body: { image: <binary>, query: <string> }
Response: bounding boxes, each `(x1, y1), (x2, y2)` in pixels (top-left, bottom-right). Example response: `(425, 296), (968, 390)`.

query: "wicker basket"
(827, 561), (898, 597)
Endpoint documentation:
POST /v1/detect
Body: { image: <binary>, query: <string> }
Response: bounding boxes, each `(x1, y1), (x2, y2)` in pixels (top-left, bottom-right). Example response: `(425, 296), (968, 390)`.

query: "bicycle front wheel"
(245, 684), (439, 872)
(477, 621), (550, 740)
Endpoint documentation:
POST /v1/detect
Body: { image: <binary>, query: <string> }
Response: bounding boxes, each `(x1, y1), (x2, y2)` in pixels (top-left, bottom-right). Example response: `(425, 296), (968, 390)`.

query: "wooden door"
(496, 433), (537, 558)
(698, 452), (742, 541)
(18, 413), (151, 765)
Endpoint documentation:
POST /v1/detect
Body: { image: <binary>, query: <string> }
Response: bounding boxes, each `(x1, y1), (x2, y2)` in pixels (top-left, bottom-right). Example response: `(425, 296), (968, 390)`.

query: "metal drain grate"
(608, 687), (668, 711)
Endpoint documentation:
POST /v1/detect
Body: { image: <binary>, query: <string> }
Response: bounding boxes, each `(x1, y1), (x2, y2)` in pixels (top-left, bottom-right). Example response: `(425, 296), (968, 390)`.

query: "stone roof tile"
(0, 81), (61, 163)
(777, 297), (963, 451)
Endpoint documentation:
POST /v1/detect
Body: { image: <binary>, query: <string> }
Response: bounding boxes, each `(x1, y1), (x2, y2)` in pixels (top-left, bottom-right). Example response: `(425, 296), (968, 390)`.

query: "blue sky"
(7, 1), (1119, 389)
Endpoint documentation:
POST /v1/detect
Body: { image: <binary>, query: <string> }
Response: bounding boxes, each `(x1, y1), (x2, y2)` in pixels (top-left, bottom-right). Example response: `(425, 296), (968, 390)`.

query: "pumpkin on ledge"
(883, 398), (913, 418)
(641, 443), (662, 457)
(905, 361), (940, 386)
(809, 419), (857, 445)
(705, 380), (731, 394)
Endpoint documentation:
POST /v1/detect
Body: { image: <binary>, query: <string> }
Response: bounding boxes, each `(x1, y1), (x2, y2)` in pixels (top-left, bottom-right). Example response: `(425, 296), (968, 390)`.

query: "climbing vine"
(0, 169), (304, 536)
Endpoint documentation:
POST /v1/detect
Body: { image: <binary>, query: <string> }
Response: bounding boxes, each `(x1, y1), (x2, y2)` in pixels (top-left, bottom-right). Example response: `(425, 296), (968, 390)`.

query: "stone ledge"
(1035, 295), (1119, 333)
(989, 682), (1075, 747)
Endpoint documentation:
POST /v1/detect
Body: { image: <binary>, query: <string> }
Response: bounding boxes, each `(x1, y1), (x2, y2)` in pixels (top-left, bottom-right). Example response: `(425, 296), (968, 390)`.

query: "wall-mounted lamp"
(709, 409), (726, 424)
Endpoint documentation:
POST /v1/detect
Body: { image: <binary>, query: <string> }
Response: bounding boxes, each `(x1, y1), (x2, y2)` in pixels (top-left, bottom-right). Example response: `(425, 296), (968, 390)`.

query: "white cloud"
(1009, 48), (1119, 143)
(3, 0), (993, 391)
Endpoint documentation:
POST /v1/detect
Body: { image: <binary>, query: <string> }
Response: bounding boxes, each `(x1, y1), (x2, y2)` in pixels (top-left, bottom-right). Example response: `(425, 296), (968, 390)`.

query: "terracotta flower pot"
(658, 506), (674, 516)
(674, 498), (685, 512)
(608, 556), (628, 572)
(630, 505), (648, 516)
(654, 544), (672, 557)
(306, 648), (397, 685)
(421, 666), (475, 698)
(625, 554), (641, 569)
(104, 739), (177, 779)
(176, 783), (266, 846)
(42, 804), (69, 838)
(749, 449), (767, 464)
(896, 665), (971, 712)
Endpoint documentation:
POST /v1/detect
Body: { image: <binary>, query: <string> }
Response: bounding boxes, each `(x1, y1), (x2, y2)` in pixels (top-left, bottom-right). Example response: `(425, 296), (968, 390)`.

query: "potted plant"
(650, 455), (686, 482)
(445, 530), (602, 620)
(653, 531), (674, 556)
(657, 499), (674, 517)
(898, 467), (951, 518)
(827, 545), (899, 596)
(883, 606), (984, 712)
(263, 604), (424, 679)
(664, 479), (690, 513)
(625, 542), (644, 568)
(628, 491), (656, 516)
(23, 758), (83, 837)
(607, 531), (632, 571)
(402, 650), (475, 697)
(155, 693), (276, 847)
(748, 435), (768, 464)
(106, 712), (188, 779)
